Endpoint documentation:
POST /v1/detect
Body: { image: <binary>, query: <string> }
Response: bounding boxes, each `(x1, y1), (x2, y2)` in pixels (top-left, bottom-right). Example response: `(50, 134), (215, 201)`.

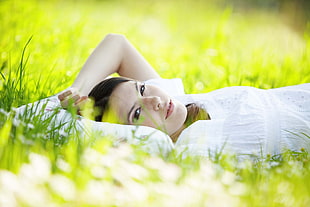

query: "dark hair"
(185, 103), (210, 126)
(88, 77), (131, 121)
(170, 103), (210, 142)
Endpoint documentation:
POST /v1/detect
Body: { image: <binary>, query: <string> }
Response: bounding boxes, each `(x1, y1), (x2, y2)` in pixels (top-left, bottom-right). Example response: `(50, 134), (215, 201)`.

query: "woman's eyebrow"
(127, 82), (139, 124)
(134, 81), (139, 92)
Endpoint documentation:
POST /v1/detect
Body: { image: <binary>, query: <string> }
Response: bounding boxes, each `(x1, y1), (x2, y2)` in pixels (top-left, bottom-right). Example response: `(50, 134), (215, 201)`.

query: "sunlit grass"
(1, 0), (310, 206)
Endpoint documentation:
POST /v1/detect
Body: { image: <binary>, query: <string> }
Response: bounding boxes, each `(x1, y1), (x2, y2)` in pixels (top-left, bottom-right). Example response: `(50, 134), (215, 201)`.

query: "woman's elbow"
(104, 33), (126, 42)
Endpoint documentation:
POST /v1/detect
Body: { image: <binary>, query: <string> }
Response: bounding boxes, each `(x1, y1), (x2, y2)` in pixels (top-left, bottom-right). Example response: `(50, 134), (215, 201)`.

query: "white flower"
(158, 162), (181, 183)
(0, 189), (18, 207)
(56, 158), (71, 173)
(90, 166), (106, 178)
(0, 170), (20, 194)
(49, 175), (76, 201)
(221, 171), (236, 185)
(19, 153), (51, 184)
(82, 180), (113, 205)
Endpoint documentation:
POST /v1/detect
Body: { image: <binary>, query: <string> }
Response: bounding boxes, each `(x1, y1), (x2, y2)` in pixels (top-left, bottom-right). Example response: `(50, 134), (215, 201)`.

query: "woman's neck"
(170, 125), (186, 143)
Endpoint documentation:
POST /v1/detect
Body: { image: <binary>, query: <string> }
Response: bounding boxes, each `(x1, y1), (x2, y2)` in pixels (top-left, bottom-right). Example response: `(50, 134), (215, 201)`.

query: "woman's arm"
(58, 33), (160, 110)
(72, 33), (160, 96)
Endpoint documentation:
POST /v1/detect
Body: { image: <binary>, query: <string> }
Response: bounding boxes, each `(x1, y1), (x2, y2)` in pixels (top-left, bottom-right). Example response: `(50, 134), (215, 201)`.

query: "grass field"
(1, 0), (310, 206)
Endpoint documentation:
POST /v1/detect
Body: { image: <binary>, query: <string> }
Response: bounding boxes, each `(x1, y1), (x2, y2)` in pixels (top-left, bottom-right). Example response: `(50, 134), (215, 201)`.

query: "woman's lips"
(165, 100), (174, 119)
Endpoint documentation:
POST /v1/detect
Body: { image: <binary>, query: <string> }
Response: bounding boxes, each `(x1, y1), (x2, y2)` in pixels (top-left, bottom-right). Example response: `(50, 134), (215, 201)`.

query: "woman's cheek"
(142, 114), (163, 129)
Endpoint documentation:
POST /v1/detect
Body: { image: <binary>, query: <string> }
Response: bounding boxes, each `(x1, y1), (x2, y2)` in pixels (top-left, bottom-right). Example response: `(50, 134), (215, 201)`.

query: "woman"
(59, 34), (310, 159)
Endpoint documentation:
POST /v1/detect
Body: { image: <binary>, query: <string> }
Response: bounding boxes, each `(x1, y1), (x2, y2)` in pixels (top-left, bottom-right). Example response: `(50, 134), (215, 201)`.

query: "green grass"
(1, 0), (310, 206)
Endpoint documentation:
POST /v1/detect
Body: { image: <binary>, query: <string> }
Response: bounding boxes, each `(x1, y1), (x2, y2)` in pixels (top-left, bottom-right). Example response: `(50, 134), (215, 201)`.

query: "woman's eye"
(133, 107), (141, 122)
(140, 83), (145, 96)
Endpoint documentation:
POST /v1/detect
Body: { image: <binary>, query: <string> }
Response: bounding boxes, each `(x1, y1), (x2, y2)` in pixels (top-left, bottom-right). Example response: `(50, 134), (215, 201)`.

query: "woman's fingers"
(75, 96), (89, 105)
(58, 90), (72, 101)
(58, 89), (93, 117)
(75, 96), (92, 110)
(60, 98), (78, 109)
(58, 89), (82, 109)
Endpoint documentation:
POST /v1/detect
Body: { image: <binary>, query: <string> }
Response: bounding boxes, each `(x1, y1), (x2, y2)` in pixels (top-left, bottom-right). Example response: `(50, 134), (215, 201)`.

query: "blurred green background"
(1, 1), (310, 206)
(1, 0), (309, 109)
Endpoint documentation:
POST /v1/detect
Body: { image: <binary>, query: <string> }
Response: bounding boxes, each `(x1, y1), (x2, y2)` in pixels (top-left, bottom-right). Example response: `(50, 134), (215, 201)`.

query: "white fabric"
(173, 84), (310, 159)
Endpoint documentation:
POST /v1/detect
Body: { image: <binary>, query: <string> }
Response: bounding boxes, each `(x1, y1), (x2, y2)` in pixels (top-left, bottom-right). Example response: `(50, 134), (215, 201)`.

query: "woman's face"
(109, 81), (187, 135)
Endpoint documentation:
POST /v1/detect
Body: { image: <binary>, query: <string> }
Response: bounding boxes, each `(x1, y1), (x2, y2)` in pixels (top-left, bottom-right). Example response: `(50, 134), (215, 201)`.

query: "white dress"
(147, 79), (310, 159)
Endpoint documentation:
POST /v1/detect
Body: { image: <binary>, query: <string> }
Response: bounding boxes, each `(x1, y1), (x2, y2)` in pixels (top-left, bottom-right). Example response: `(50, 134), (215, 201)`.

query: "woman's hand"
(58, 88), (91, 115)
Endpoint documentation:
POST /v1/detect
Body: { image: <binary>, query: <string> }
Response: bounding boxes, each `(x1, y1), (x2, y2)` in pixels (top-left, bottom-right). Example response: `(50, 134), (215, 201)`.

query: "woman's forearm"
(72, 33), (160, 96)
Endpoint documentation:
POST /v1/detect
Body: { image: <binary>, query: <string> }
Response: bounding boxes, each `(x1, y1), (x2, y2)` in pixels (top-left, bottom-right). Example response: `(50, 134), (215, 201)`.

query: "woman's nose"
(141, 96), (162, 111)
